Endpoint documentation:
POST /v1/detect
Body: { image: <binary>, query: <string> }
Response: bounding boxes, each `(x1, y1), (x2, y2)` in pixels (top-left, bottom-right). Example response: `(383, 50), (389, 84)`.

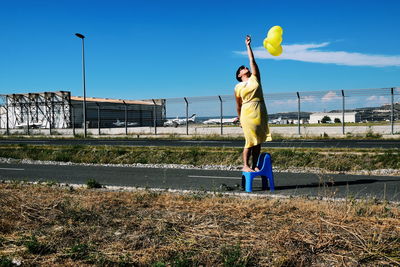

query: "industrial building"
(309, 112), (358, 124)
(0, 91), (165, 130)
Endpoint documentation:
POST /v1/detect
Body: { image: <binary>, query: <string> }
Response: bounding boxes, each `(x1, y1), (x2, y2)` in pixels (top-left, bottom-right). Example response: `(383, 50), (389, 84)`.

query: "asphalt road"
(0, 138), (400, 149)
(1, 162), (399, 201)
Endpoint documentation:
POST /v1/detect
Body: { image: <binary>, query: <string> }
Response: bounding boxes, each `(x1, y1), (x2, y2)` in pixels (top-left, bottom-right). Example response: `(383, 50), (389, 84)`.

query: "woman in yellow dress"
(235, 35), (272, 172)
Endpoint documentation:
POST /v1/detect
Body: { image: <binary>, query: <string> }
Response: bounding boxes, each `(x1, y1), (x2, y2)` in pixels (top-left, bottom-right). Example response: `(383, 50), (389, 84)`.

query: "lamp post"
(75, 33), (87, 138)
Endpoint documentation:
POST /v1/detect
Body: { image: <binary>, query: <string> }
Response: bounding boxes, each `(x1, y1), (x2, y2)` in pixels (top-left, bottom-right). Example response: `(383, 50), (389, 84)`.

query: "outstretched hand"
(245, 35), (251, 46)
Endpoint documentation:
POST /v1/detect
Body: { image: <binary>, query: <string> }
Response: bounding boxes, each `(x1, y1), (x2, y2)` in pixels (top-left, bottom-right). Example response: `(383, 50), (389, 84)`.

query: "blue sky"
(1, 0), (399, 101)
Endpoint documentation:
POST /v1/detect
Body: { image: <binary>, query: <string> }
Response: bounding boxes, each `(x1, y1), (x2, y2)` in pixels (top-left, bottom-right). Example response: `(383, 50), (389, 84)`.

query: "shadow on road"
(252, 178), (399, 192)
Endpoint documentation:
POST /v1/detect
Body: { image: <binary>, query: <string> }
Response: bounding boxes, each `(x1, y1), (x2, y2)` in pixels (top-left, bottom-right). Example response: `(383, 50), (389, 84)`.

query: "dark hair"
(235, 65), (246, 82)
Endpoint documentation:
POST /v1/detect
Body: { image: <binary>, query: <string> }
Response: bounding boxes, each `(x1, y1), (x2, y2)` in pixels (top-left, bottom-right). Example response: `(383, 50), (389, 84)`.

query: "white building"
(309, 112), (357, 124)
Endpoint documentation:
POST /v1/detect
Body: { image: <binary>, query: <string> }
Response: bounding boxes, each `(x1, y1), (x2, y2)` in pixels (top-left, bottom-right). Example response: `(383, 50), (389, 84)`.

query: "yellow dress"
(234, 74), (272, 148)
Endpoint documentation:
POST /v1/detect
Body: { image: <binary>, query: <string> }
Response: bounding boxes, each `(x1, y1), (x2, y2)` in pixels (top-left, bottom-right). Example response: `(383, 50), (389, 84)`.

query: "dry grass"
(0, 183), (399, 266)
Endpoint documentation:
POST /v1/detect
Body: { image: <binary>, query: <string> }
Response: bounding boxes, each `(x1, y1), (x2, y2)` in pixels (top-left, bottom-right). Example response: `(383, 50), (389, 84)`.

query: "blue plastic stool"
(241, 153), (275, 192)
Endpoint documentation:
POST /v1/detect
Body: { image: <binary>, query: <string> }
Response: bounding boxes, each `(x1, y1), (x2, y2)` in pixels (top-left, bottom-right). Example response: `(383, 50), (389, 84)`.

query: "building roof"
(1, 91), (70, 97)
(71, 96), (155, 105)
(310, 112), (357, 116)
(1, 91), (156, 106)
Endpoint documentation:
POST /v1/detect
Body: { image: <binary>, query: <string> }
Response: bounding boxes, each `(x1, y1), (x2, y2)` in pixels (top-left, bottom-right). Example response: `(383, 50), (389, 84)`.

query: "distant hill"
(268, 112), (312, 120)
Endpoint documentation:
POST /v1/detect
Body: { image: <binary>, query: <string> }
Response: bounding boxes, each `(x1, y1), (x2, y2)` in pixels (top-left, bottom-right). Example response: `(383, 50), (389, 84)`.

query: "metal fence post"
(27, 94), (30, 136)
(27, 104), (30, 135)
(184, 97), (189, 135)
(391, 87), (394, 135)
(123, 101), (128, 135)
(51, 93), (55, 133)
(218, 95), (223, 135)
(47, 93), (52, 135)
(296, 92), (300, 135)
(341, 90), (345, 135)
(96, 102), (101, 136)
(152, 99), (157, 135)
(71, 106), (75, 136)
(5, 95), (9, 135)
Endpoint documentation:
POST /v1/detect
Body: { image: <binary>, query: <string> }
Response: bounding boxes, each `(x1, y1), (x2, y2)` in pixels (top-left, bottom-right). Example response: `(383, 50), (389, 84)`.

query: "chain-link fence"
(163, 87), (400, 135)
(1, 87), (399, 136)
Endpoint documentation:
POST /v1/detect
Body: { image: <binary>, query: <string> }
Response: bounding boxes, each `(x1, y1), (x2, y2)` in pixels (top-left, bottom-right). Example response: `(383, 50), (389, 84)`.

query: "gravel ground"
(1, 157), (399, 176)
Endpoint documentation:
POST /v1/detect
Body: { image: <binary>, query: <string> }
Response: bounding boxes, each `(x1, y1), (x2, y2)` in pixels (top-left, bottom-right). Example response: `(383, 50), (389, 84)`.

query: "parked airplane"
(202, 117), (239, 125)
(268, 117), (282, 124)
(112, 119), (139, 127)
(164, 114), (196, 127)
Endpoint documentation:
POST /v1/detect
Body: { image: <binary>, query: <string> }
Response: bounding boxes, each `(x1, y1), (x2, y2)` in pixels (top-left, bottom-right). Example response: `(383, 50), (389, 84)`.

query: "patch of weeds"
(16, 143), (28, 149)
(0, 256), (13, 267)
(86, 178), (102, 189)
(9, 180), (26, 186)
(374, 151), (400, 169)
(92, 253), (125, 266)
(365, 128), (382, 139)
(53, 198), (100, 224)
(23, 235), (55, 255)
(220, 244), (247, 267)
(172, 255), (199, 267)
(66, 243), (92, 261)
(137, 157), (149, 164)
(66, 208), (100, 224)
(355, 206), (367, 217)
(44, 180), (58, 186)
(158, 251), (201, 267)
(116, 254), (133, 266)
(183, 192), (209, 201)
(219, 183), (235, 191)
(189, 147), (201, 162)
(381, 205), (395, 218)
(152, 262), (167, 267)
(53, 151), (71, 162)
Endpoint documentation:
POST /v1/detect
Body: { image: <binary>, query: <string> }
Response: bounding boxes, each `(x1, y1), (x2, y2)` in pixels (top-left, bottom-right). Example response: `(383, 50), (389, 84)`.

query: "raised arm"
(245, 35), (260, 81)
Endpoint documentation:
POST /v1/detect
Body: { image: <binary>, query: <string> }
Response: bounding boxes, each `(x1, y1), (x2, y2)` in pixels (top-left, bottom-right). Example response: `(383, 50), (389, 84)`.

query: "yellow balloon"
(266, 43), (283, 56)
(263, 37), (269, 49)
(268, 25), (283, 36)
(266, 34), (282, 46)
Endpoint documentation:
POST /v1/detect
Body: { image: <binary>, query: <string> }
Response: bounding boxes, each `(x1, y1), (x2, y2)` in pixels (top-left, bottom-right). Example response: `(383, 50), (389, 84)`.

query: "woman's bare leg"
(251, 144), (261, 171)
(242, 147), (254, 172)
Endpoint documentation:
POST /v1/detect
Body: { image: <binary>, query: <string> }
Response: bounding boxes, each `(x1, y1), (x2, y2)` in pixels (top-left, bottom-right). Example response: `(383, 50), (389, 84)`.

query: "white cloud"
(234, 42), (400, 67)
(270, 99), (297, 106)
(366, 95), (389, 104)
(322, 91), (341, 102)
(269, 95), (325, 107)
(301, 95), (317, 103)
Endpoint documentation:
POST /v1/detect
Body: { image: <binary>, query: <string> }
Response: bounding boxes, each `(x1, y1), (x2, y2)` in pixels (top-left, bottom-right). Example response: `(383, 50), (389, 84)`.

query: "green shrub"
(86, 179), (102, 189)
(321, 116), (331, 123)
(0, 256), (13, 267)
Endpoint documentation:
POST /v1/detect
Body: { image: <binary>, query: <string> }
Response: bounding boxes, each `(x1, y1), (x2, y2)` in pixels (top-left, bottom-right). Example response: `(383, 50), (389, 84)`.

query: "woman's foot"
(242, 166), (254, 172)
(254, 167), (260, 172)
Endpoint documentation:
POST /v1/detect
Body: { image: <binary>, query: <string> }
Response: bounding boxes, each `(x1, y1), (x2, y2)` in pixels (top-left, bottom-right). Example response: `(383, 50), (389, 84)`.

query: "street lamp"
(75, 33), (87, 138)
